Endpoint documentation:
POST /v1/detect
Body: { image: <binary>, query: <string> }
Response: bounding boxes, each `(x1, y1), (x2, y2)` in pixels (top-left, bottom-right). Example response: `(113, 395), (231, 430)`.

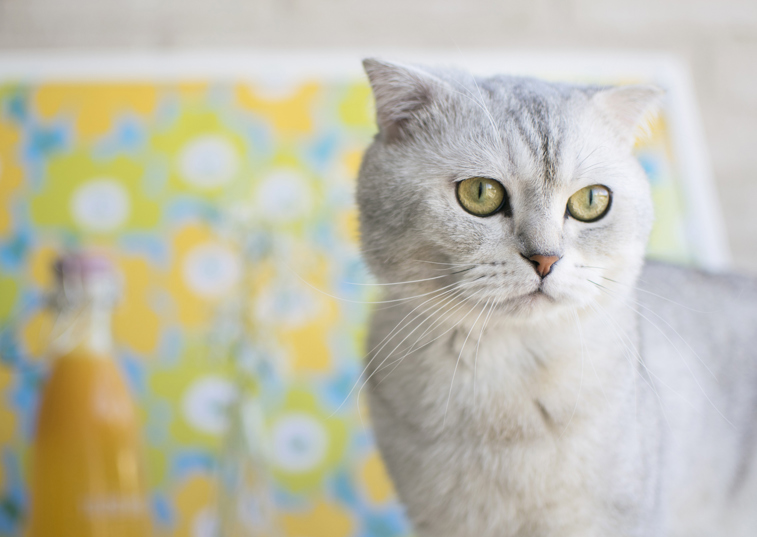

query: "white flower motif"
(182, 242), (240, 298)
(255, 169), (313, 223)
(271, 413), (329, 473)
(178, 135), (239, 189)
(182, 376), (237, 435)
(70, 178), (131, 232)
(192, 506), (219, 537)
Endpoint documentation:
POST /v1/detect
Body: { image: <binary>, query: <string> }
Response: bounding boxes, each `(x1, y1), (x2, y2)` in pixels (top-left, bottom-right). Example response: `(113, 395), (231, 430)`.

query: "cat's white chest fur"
(367, 306), (659, 537)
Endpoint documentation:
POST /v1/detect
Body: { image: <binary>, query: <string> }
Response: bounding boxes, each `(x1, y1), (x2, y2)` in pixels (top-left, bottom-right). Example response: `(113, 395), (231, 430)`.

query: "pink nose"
(527, 254), (560, 278)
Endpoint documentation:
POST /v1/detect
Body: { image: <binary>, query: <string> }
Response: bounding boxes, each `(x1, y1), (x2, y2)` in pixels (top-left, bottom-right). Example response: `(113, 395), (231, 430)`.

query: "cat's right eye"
(457, 177), (508, 217)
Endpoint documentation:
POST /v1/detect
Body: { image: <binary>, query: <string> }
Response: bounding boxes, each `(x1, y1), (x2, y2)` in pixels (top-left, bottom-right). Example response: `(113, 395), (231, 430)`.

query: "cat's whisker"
(575, 145), (602, 173)
(587, 294), (697, 422)
(443, 295), (491, 429)
(371, 285), (492, 391)
(356, 287), (486, 426)
(593, 280), (719, 381)
(467, 72), (507, 154)
(577, 162), (616, 175)
(375, 287), (488, 383)
(587, 299), (675, 433)
(362, 284), (475, 365)
(373, 289), (491, 402)
(571, 307), (610, 406)
(408, 259), (492, 267)
(343, 267), (474, 286)
(560, 337), (584, 438)
(329, 282), (474, 418)
(473, 291), (500, 409)
(444, 56), (506, 152)
(597, 276), (720, 314)
(560, 309), (591, 439)
(289, 266), (474, 306)
(589, 280), (734, 428)
(403, 284), (490, 354)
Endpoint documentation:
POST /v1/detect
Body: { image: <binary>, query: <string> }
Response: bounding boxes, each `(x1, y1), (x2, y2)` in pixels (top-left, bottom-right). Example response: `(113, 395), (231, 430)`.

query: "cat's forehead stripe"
(502, 82), (563, 185)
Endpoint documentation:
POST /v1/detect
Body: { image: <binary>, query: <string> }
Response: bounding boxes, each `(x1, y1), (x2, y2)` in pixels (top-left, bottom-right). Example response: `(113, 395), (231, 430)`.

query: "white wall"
(1, 0), (755, 272)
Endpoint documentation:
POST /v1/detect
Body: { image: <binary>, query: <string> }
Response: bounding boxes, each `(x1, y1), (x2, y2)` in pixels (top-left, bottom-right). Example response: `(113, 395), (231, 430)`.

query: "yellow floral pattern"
(0, 70), (696, 537)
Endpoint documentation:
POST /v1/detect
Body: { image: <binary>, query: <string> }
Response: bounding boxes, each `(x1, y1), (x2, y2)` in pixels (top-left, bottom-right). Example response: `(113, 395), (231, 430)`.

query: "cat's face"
(357, 59), (660, 321)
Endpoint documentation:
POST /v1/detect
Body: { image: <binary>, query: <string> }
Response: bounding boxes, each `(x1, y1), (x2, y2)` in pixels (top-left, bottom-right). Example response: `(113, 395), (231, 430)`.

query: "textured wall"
(1, 0), (755, 272)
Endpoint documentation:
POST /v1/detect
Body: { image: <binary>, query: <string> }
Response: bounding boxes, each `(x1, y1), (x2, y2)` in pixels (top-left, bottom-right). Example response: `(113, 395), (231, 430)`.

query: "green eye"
(567, 184), (612, 222)
(457, 177), (507, 217)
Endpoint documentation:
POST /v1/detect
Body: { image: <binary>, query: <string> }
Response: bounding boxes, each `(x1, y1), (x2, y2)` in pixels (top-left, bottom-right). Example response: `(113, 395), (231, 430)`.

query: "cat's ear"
(592, 85), (665, 147)
(363, 58), (448, 142)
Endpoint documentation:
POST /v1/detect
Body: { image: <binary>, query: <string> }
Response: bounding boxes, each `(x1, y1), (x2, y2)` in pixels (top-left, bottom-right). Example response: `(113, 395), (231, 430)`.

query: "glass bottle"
(26, 253), (152, 537)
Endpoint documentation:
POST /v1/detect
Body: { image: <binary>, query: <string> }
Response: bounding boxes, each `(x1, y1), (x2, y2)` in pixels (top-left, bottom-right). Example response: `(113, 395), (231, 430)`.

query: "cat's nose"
(524, 254), (561, 278)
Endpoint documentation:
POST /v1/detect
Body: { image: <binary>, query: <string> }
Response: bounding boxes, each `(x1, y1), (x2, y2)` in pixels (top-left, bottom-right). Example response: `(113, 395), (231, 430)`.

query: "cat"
(356, 58), (757, 537)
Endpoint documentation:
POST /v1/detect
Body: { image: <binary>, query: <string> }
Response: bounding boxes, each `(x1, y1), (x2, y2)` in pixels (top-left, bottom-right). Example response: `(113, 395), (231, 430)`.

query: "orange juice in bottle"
(26, 254), (152, 537)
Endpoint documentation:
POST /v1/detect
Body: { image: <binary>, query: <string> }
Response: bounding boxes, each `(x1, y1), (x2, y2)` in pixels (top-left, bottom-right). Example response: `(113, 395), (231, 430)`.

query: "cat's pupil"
(478, 181), (483, 200)
(589, 189), (594, 205)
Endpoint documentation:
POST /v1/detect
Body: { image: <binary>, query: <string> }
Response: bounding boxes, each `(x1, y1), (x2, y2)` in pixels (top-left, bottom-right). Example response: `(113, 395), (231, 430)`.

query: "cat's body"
(366, 263), (757, 537)
(357, 59), (757, 536)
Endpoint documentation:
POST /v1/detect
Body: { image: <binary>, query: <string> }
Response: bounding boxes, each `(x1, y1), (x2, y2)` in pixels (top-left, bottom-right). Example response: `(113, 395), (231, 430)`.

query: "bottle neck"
(50, 275), (116, 359)
(82, 300), (113, 356)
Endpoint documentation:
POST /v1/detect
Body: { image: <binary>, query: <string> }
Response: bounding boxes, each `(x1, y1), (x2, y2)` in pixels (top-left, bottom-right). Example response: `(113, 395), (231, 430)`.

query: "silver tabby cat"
(356, 58), (757, 537)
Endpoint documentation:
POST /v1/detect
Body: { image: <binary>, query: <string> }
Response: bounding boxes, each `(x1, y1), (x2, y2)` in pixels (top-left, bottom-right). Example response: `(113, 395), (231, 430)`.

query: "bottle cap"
(54, 253), (114, 280)
(52, 252), (119, 309)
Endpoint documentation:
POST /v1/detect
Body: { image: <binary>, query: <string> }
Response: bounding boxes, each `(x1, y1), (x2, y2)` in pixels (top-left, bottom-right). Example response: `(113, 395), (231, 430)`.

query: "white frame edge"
(0, 49), (729, 270)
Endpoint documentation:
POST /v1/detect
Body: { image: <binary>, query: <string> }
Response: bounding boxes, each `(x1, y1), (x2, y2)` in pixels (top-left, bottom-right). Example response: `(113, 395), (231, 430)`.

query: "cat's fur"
(356, 59), (757, 537)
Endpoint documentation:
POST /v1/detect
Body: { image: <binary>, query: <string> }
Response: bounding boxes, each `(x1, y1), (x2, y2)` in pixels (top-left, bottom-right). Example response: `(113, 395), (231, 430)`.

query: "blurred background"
(0, 2), (754, 537)
(1, 0), (756, 271)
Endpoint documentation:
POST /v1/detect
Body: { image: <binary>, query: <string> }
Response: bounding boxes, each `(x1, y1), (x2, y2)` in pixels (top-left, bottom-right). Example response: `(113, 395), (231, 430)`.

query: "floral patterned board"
(0, 54), (722, 537)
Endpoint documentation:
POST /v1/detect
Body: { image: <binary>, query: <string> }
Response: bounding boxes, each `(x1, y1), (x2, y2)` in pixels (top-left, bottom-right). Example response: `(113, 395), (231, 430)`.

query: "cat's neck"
(440, 298), (639, 436)
(474, 298), (637, 382)
(367, 293), (640, 438)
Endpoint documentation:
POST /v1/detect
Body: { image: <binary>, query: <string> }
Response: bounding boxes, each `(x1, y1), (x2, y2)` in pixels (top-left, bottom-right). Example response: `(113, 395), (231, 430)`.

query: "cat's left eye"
(567, 184), (612, 222)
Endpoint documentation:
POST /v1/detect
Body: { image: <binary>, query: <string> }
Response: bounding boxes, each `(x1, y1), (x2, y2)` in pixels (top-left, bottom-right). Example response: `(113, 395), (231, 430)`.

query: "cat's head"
(357, 59), (661, 320)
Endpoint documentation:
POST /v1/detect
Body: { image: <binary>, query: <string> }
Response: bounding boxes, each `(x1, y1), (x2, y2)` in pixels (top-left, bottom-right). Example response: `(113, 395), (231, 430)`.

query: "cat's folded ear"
(592, 85), (665, 147)
(363, 58), (449, 143)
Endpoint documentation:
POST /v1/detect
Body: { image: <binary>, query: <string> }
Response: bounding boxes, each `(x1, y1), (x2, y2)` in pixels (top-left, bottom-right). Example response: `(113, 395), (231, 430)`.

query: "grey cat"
(356, 58), (757, 537)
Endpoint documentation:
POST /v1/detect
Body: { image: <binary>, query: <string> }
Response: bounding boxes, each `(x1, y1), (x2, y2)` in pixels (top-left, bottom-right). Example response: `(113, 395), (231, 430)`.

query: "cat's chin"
(514, 289), (555, 305)
(489, 289), (573, 321)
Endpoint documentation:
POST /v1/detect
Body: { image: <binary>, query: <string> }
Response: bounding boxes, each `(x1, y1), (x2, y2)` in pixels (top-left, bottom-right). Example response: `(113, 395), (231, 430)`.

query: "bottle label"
(82, 495), (148, 518)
